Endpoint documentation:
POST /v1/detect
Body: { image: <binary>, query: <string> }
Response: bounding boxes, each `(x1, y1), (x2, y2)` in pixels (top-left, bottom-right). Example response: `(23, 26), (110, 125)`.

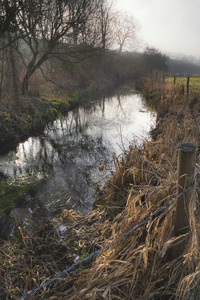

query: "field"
(166, 75), (200, 94)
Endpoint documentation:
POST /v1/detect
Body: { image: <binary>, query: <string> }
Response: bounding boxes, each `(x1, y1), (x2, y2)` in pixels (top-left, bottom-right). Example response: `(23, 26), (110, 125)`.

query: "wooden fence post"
(172, 143), (196, 258)
(163, 73), (165, 84)
(174, 75), (176, 85)
(187, 76), (190, 98)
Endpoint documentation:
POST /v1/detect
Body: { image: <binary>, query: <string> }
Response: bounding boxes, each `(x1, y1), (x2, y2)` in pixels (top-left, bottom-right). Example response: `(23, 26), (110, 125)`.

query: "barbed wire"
(17, 183), (194, 300)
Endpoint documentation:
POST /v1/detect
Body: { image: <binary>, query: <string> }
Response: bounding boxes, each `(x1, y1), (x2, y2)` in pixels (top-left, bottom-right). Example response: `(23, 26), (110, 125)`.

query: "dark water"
(0, 87), (156, 237)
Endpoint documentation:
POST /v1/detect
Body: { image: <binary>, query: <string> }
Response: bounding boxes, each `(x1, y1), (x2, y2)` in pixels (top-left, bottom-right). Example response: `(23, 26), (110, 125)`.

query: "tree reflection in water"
(0, 89), (156, 222)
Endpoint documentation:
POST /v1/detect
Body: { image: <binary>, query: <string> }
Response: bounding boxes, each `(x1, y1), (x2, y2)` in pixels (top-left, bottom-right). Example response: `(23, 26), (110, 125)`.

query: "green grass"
(166, 76), (200, 94)
(0, 181), (34, 217)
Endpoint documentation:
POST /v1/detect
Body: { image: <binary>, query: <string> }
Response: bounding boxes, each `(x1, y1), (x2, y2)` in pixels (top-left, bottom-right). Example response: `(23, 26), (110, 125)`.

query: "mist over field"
(117, 0), (200, 61)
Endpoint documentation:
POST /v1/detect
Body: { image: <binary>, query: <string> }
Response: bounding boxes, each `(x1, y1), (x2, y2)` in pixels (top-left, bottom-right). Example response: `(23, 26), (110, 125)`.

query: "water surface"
(0, 87), (156, 236)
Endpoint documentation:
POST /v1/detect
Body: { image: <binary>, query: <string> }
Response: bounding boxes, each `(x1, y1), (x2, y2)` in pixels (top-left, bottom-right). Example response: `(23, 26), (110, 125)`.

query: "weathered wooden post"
(163, 73), (165, 84)
(172, 143), (196, 258)
(187, 76), (190, 98)
(174, 75), (176, 85)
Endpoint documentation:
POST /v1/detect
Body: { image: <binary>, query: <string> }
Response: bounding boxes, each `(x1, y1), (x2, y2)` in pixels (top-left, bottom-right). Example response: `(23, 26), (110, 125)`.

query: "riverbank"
(1, 75), (200, 299)
(0, 83), (113, 218)
(0, 50), (143, 153)
(0, 82), (150, 221)
(0, 82), (118, 153)
(67, 75), (200, 299)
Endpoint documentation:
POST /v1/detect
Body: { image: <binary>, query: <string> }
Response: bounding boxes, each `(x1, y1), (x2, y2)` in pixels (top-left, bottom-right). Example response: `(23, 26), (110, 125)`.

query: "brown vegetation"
(1, 74), (200, 299)
(68, 76), (200, 299)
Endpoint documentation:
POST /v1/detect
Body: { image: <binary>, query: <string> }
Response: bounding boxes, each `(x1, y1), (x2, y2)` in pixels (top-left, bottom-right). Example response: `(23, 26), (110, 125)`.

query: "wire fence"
(17, 183), (195, 300)
(153, 71), (200, 96)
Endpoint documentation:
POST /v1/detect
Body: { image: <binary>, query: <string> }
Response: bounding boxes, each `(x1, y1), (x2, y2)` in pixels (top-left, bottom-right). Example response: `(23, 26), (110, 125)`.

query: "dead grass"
(1, 74), (200, 299)
(0, 210), (112, 299)
(165, 76), (200, 95)
(67, 143), (199, 299)
(67, 75), (200, 300)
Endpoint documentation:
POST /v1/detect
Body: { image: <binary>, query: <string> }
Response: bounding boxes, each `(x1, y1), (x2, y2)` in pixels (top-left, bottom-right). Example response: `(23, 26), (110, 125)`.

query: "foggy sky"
(116, 0), (200, 58)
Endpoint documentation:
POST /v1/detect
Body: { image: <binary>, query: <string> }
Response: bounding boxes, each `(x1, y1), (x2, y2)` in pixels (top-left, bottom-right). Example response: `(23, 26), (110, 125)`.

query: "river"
(0, 86), (156, 238)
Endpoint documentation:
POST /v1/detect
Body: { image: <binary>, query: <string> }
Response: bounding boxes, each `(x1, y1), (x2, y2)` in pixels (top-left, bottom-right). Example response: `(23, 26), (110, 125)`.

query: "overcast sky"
(116, 0), (200, 58)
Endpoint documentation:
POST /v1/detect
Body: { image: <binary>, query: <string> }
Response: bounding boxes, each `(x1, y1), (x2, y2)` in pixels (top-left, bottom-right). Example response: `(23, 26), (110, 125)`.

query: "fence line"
(153, 71), (200, 97)
(17, 183), (194, 300)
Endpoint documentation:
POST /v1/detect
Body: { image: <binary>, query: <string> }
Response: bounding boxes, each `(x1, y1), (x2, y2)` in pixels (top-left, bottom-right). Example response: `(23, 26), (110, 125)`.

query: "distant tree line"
(143, 47), (168, 72)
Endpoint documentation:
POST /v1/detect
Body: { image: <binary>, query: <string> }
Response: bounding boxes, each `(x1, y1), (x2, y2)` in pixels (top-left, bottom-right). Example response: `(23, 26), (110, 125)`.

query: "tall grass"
(67, 75), (200, 299)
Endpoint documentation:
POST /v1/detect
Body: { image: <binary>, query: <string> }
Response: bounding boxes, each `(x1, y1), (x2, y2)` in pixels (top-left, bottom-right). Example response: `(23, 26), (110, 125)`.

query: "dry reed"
(67, 75), (200, 299)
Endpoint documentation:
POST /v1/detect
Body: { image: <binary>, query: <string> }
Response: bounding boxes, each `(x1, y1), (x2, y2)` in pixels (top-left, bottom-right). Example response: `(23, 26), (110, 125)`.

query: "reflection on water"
(0, 89), (156, 223)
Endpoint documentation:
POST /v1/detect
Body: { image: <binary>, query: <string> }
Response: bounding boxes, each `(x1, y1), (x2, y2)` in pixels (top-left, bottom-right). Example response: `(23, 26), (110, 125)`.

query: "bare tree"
(114, 12), (140, 52)
(0, 0), (20, 100)
(2, 0), (104, 95)
(1, 0), (126, 96)
(97, 0), (115, 50)
(8, 33), (19, 100)
(68, 0), (101, 46)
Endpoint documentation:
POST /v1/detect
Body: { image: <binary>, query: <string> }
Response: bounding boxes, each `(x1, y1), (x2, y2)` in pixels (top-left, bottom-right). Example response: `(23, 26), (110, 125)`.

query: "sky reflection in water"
(0, 91), (156, 216)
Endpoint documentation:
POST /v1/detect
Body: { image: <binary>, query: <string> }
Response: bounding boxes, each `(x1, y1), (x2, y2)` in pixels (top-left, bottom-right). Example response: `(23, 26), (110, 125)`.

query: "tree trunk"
(73, 26), (78, 45)
(21, 52), (50, 95)
(118, 44), (123, 52)
(8, 34), (19, 101)
(102, 33), (106, 50)
(22, 71), (32, 95)
(0, 49), (5, 99)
